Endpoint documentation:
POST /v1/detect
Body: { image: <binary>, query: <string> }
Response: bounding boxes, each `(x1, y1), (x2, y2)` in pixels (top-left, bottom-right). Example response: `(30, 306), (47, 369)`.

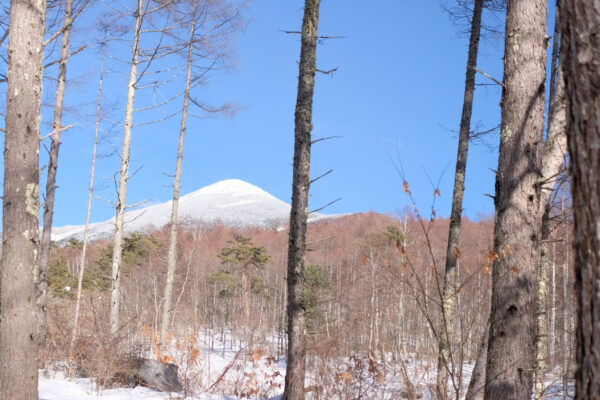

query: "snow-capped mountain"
(51, 179), (332, 244)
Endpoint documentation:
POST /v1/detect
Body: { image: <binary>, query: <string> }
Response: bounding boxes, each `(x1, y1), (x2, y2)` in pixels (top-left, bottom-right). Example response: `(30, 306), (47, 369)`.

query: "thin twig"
(311, 169), (333, 185)
(40, 123), (76, 141)
(309, 197), (341, 214)
(470, 66), (506, 88)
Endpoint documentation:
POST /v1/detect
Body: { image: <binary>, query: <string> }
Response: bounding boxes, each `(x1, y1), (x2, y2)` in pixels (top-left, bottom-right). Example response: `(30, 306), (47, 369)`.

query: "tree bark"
(465, 319), (489, 400)
(284, 1), (321, 399)
(534, 202), (551, 400)
(110, 0), (143, 337)
(38, 0), (74, 359)
(160, 14), (196, 345)
(557, 2), (600, 399)
(561, 192), (569, 400)
(437, 1), (483, 399)
(484, 0), (547, 399)
(0, 0), (46, 397)
(534, 25), (567, 400)
(70, 37), (106, 353)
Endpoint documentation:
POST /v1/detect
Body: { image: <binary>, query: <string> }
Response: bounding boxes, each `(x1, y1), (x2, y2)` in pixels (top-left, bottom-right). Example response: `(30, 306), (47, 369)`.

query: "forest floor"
(38, 331), (574, 400)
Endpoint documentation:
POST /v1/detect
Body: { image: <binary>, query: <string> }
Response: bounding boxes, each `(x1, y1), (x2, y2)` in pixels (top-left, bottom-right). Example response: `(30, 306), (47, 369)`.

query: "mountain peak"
(196, 179), (267, 196)
(51, 179), (336, 245)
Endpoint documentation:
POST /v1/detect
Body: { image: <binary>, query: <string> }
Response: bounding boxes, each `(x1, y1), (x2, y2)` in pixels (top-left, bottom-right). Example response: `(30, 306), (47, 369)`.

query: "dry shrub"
(72, 332), (145, 389)
(142, 326), (202, 396)
(210, 348), (283, 399)
(45, 299), (75, 365)
(308, 351), (420, 400)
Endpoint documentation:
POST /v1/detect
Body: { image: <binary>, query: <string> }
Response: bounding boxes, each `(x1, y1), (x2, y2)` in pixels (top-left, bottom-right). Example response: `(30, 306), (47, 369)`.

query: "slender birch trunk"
(242, 268), (249, 323)
(561, 192), (569, 400)
(160, 15), (196, 344)
(110, 0), (143, 337)
(465, 318), (489, 400)
(38, 0), (74, 358)
(284, 1), (321, 398)
(70, 38), (106, 353)
(550, 242), (556, 361)
(437, 2), (483, 398)
(0, 0), (46, 396)
(558, 3), (600, 398)
(534, 12), (567, 397)
(485, 0), (547, 398)
(535, 203), (551, 400)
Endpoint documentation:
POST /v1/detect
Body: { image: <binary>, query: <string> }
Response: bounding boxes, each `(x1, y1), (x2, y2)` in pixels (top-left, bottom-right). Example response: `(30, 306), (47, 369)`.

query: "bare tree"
(159, 0), (196, 344)
(560, 189), (569, 400)
(109, 0), (145, 336)
(284, 0), (321, 398)
(484, 0), (547, 398)
(70, 34), (107, 354)
(108, 0), (195, 337)
(0, 0), (47, 397)
(558, 1), (600, 399)
(437, 1), (484, 399)
(38, 0), (76, 360)
(160, 0), (242, 344)
(534, 7), (567, 397)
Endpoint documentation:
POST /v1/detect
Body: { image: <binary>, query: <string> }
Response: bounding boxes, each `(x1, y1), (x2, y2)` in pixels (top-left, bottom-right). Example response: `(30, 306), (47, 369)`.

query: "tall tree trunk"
(550, 242), (556, 361)
(561, 191), (569, 400)
(557, 2), (600, 399)
(534, 202), (551, 400)
(243, 268), (249, 323)
(484, 0), (547, 398)
(0, 0), (46, 396)
(534, 16), (567, 396)
(70, 38), (106, 353)
(38, 0), (74, 359)
(437, 1), (483, 398)
(160, 15), (196, 345)
(465, 319), (489, 400)
(283, 0), (321, 398)
(110, 0), (143, 337)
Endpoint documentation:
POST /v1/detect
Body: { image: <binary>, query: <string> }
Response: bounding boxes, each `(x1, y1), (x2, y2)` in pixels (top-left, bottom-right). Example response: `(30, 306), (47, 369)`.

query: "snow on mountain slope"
(51, 179), (333, 244)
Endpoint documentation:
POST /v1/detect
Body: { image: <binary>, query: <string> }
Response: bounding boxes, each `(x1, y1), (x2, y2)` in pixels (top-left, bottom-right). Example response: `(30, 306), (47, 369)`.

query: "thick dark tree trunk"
(0, 0), (47, 397)
(484, 0), (547, 399)
(38, 0), (74, 360)
(437, 1), (483, 398)
(558, 2), (600, 399)
(284, 1), (321, 399)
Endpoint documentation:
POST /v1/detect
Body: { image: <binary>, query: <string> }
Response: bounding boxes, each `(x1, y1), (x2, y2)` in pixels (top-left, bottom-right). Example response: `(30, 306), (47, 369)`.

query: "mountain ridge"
(51, 179), (336, 244)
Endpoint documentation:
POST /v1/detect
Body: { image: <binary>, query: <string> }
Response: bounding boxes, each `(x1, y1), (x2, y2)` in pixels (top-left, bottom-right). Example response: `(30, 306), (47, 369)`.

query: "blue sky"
(40, 0), (517, 228)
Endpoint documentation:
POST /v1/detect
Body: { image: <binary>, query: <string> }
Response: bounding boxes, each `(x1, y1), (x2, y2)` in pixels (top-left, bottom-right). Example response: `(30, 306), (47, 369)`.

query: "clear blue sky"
(40, 0), (524, 228)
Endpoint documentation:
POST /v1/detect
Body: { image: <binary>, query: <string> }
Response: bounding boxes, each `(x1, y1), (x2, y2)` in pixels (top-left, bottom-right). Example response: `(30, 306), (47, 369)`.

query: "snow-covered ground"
(38, 331), (574, 400)
(40, 330), (287, 400)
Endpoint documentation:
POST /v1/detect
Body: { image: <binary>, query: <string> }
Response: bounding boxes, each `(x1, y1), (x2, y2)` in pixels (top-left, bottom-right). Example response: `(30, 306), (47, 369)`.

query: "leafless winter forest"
(0, 0), (599, 399)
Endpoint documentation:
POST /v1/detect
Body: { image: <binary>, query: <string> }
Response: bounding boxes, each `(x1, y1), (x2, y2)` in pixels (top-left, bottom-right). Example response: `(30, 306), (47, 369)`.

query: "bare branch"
(279, 29), (345, 40)
(470, 66), (506, 88)
(40, 123), (76, 141)
(316, 66), (338, 75)
(43, 44), (86, 69)
(309, 197), (341, 214)
(0, 28), (8, 47)
(311, 135), (342, 144)
(43, 0), (91, 46)
(310, 169), (333, 185)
